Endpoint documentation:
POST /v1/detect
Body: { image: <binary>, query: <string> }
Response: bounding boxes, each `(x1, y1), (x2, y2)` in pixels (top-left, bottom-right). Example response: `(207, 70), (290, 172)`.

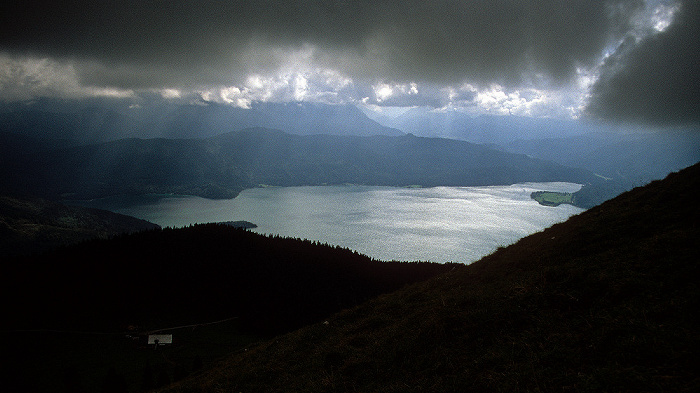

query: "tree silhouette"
(100, 367), (127, 393)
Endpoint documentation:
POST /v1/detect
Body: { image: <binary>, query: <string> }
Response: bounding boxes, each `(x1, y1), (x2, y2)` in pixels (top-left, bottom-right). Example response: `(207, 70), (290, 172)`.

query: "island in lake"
(530, 191), (574, 207)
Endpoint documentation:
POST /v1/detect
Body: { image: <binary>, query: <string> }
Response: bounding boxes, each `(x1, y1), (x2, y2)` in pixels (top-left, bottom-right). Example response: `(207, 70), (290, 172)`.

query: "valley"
(0, 86), (697, 393)
(2, 2), (699, 392)
(70, 183), (583, 264)
(153, 160), (700, 393)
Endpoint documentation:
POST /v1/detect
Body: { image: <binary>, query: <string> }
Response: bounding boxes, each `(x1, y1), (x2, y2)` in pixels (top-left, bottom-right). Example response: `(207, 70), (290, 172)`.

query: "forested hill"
(157, 163), (699, 392)
(2, 224), (457, 333)
(2, 127), (597, 200)
(0, 194), (159, 257)
(1, 224), (456, 393)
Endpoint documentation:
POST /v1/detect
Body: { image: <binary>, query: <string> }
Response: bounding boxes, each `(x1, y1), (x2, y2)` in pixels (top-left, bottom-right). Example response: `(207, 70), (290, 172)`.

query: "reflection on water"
(71, 183), (583, 264)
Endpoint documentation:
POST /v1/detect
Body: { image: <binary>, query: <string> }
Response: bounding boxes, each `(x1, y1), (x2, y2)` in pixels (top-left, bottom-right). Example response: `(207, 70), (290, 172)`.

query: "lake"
(73, 183), (584, 264)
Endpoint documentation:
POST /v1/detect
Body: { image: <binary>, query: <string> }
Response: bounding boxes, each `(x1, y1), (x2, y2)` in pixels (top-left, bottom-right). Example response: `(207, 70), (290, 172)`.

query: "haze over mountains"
(0, 97), (402, 146)
(504, 130), (700, 182)
(3, 97), (697, 190)
(366, 106), (593, 144)
(2, 97), (604, 202)
(366, 106), (700, 185)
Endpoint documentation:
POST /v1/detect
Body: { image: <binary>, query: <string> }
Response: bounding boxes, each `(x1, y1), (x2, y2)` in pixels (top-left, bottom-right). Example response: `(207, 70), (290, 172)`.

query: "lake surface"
(74, 183), (583, 264)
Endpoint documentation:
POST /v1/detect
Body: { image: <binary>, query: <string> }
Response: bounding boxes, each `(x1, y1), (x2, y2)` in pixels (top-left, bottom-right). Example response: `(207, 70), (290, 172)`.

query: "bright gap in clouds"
(639, 0), (680, 33)
(190, 63), (588, 120)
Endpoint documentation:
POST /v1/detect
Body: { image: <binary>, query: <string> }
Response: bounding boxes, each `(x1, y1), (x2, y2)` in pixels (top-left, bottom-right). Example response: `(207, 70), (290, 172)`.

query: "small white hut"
(147, 334), (173, 347)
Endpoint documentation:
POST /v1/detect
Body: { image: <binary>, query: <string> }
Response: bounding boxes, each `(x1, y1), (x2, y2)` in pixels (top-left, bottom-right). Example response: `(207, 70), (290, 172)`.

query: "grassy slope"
(161, 163), (700, 393)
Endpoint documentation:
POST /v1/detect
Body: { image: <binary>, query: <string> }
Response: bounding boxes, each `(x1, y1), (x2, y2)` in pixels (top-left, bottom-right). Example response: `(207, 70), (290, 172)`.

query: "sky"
(1, 0), (698, 127)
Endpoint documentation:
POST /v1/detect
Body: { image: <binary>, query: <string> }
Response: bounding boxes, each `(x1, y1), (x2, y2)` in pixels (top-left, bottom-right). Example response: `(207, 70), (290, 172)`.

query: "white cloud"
(0, 52), (590, 121)
(0, 0), (687, 125)
(293, 74), (308, 101)
(160, 88), (182, 99)
(217, 86), (252, 109)
(194, 68), (358, 108)
(374, 83), (394, 102)
(469, 84), (585, 118)
(651, 2), (680, 32)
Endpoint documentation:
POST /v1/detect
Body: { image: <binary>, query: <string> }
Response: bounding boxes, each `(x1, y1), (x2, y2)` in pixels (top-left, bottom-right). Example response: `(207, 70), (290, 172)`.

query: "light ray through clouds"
(0, 0), (695, 126)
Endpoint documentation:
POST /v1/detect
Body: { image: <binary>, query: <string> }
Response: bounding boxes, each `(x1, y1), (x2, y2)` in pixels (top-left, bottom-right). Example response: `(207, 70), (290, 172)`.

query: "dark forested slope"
(0, 194), (159, 257)
(2, 225), (456, 334)
(159, 163), (700, 392)
(1, 225), (455, 393)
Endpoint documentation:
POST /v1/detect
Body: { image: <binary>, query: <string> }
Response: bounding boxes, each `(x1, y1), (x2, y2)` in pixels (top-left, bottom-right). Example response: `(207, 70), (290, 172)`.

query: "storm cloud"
(1, 0), (696, 126)
(586, 0), (700, 126)
(0, 1), (641, 86)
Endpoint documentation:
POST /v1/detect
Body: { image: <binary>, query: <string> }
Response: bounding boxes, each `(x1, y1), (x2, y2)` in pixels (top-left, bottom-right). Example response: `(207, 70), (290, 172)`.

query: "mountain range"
(0, 97), (402, 145)
(2, 127), (597, 201)
(4, 97), (696, 208)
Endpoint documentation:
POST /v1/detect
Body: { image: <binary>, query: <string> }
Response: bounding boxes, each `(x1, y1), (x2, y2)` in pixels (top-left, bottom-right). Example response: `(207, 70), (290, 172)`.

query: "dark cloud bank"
(0, 1), (637, 84)
(586, 0), (700, 126)
(1, 0), (698, 127)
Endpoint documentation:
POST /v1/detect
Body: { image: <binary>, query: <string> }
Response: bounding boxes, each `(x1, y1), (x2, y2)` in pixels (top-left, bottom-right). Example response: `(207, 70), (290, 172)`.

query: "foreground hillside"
(0, 194), (159, 257)
(1, 226), (455, 393)
(160, 163), (700, 392)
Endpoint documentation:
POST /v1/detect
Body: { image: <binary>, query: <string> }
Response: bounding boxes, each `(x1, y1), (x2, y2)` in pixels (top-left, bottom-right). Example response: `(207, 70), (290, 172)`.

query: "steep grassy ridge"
(160, 163), (700, 392)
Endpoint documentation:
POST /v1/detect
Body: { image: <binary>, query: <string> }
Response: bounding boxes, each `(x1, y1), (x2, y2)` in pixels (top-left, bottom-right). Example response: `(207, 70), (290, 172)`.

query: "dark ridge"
(2, 224), (456, 333)
(2, 128), (597, 201)
(217, 220), (257, 229)
(0, 194), (160, 257)
(158, 163), (700, 392)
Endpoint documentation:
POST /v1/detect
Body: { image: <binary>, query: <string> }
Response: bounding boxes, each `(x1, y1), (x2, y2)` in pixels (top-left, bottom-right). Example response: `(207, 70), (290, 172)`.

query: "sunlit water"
(74, 183), (583, 264)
